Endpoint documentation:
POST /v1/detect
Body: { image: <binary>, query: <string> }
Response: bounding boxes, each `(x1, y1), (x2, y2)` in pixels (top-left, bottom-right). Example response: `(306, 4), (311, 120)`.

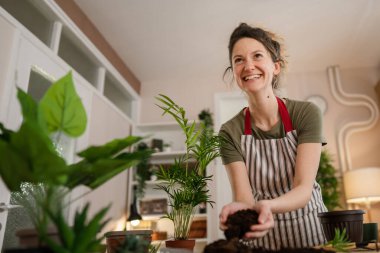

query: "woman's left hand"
(244, 200), (274, 238)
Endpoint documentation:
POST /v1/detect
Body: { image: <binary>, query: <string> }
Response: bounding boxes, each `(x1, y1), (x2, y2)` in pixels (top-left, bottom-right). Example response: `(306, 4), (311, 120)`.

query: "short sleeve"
(296, 101), (327, 145)
(219, 124), (245, 165)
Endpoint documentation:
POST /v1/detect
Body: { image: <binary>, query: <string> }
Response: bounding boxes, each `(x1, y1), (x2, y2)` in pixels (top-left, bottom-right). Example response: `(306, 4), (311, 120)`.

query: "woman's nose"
(244, 59), (255, 71)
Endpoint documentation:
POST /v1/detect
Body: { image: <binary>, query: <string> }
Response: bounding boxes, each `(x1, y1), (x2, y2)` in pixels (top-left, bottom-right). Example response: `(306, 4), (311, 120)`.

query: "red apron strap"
(276, 97), (294, 133)
(244, 107), (253, 135)
(243, 98), (293, 135)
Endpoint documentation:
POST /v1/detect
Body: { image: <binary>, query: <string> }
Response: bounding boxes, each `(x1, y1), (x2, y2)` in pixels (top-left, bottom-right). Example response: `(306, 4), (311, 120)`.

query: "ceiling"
(73, 0), (380, 84)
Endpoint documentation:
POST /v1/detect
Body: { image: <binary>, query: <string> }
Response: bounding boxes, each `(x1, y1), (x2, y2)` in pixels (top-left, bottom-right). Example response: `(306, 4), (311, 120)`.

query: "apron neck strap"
(244, 97), (294, 135)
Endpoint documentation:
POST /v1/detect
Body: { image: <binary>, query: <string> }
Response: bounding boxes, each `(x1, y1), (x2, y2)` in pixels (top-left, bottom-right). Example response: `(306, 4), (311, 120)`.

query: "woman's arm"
(219, 161), (254, 228)
(256, 142), (322, 214)
(220, 161), (274, 237)
(225, 161), (255, 205)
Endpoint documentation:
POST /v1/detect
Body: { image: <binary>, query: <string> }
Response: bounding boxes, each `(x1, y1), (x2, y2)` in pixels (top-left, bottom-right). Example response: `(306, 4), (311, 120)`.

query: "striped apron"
(241, 97), (327, 250)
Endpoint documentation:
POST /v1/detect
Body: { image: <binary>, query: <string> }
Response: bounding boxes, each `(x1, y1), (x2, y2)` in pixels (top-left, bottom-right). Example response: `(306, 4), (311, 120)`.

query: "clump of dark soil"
(224, 209), (259, 240)
(204, 209), (333, 253)
(204, 238), (251, 253)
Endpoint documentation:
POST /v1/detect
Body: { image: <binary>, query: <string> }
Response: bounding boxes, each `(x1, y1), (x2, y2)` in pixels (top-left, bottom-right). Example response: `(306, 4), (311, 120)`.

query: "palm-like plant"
(155, 94), (222, 240)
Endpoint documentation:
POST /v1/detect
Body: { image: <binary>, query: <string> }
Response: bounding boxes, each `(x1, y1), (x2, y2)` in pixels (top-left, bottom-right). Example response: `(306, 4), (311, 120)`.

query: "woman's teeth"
(243, 74), (261, 81)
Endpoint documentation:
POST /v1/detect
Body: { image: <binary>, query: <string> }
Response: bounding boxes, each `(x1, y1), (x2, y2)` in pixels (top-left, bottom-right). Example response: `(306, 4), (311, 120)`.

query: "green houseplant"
(0, 71), (152, 253)
(316, 149), (341, 211)
(155, 94), (222, 250)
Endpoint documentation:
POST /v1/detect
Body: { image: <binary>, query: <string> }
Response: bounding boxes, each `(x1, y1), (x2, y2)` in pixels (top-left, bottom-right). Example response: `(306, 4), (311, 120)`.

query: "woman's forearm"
(260, 183), (313, 213)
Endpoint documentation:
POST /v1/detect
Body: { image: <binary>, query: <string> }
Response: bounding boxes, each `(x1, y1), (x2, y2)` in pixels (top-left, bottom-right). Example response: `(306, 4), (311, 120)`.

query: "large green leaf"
(0, 140), (34, 191)
(10, 121), (68, 186)
(17, 88), (39, 123)
(0, 122), (14, 142)
(66, 150), (151, 189)
(77, 135), (143, 162)
(39, 71), (87, 137)
(0, 120), (68, 191)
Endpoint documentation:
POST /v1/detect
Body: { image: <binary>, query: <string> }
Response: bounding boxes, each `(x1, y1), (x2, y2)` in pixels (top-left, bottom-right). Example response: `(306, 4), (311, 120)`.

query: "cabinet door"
(0, 35), (92, 250)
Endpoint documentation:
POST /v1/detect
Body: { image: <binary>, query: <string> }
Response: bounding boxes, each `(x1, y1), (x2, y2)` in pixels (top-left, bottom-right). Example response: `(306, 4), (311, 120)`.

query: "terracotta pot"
(104, 230), (152, 253)
(318, 209), (365, 243)
(165, 239), (196, 252)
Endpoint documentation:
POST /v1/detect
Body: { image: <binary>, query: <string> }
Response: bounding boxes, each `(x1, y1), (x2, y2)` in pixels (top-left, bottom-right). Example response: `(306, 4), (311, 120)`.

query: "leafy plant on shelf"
(155, 94), (223, 240)
(0, 71), (152, 253)
(323, 228), (355, 252)
(135, 142), (153, 198)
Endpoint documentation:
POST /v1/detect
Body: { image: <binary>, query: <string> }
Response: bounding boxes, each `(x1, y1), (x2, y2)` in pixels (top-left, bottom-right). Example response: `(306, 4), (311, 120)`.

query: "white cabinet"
(128, 121), (211, 253)
(0, 1), (139, 249)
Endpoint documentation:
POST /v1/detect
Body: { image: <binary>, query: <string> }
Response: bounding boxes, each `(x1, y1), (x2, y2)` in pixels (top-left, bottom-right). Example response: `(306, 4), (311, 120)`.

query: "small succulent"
(324, 228), (356, 252)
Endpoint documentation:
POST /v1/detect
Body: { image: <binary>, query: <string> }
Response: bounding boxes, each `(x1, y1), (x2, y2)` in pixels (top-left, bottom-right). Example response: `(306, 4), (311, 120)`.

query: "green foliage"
(135, 142), (153, 198)
(316, 149), (341, 210)
(39, 71), (87, 137)
(43, 202), (109, 253)
(148, 242), (161, 253)
(115, 235), (149, 253)
(0, 71), (151, 253)
(324, 228), (354, 252)
(198, 109), (213, 129)
(155, 94), (222, 239)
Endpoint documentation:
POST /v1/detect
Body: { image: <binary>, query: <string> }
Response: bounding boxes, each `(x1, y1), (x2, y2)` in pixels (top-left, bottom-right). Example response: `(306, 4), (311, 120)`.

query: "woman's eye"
(234, 58), (243, 64)
(253, 53), (263, 59)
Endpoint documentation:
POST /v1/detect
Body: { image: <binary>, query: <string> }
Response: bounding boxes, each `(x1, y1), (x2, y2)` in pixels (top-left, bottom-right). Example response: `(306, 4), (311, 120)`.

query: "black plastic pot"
(318, 209), (365, 243)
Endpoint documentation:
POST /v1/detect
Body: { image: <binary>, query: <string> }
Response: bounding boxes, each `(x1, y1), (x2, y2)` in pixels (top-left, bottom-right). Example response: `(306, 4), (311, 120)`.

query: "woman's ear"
(273, 62), (281, 75)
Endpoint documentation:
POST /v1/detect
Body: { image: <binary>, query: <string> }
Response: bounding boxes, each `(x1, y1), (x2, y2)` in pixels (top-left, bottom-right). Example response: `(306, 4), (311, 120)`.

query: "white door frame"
(208, 91), (248, 241)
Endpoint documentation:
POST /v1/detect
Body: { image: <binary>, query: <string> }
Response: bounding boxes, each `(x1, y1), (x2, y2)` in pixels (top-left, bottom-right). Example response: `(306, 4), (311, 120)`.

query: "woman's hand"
(219, 200), (274, 238)
(219, 201), (252, 231)
(246, 200), (274, 238)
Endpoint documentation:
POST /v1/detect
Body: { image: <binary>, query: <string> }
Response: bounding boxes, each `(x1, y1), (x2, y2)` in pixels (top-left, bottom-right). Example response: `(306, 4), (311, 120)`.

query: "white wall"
(139, 74), (240, 123)
(83, 93), (132, 233)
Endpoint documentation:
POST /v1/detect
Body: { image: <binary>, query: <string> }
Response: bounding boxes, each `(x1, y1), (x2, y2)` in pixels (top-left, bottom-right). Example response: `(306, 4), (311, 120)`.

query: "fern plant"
(155, 94), (222, 240)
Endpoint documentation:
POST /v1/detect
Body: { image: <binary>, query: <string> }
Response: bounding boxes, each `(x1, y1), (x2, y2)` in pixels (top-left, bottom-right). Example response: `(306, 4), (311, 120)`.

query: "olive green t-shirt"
(219, 98), (326, 165)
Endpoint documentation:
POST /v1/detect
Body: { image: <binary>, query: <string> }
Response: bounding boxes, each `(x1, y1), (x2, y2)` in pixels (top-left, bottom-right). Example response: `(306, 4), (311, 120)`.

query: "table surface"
(342, 242), (379, 252)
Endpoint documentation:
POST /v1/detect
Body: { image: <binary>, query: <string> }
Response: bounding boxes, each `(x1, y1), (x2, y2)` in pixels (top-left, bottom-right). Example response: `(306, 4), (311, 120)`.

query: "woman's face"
(231, 38), (280, 94)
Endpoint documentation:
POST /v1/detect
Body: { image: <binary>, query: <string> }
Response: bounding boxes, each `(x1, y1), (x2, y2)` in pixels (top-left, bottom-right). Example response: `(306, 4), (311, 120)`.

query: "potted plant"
(155, 94), (222, 251)
(0, 71), (152, 253)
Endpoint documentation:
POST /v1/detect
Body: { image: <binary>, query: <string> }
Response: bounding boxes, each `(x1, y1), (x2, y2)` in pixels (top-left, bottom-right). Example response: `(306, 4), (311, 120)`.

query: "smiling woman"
(218, 23), (328, 251)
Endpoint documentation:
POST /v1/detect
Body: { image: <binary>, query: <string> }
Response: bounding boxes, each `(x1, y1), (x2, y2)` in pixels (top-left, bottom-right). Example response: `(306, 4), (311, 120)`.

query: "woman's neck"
(247, 93), (279, 131)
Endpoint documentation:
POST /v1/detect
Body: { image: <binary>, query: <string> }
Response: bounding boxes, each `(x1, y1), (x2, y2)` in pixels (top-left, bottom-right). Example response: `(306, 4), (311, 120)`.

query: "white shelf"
(132, 180), (164, 186)
(142, 214), (166, 220)
(193, 213), (207, 219)
(151, 150), (186, 159)
(136, 121), (182, 131)
(152, 238), (207, 244)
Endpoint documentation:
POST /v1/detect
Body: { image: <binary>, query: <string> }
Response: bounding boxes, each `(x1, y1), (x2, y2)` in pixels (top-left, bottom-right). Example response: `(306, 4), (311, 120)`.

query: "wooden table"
(347, 243), (379, 252)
